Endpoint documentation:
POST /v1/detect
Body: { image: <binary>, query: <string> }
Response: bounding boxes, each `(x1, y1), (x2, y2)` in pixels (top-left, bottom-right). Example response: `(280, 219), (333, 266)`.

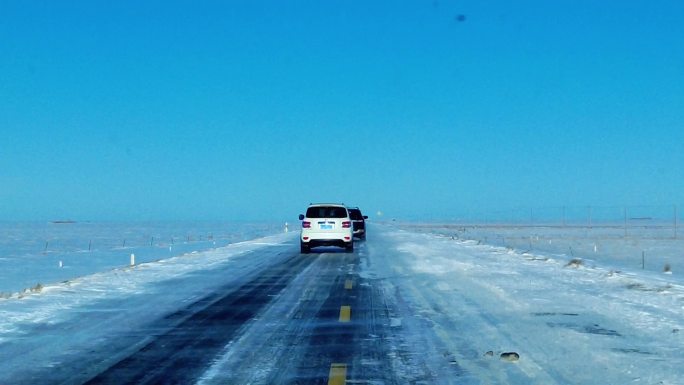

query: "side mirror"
(298, 214), (305, 220)
(363, 216), (368, 219)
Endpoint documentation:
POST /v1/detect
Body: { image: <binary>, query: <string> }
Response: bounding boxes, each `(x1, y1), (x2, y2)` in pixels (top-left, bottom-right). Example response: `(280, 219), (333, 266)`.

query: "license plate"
(320, 223), (333, 230)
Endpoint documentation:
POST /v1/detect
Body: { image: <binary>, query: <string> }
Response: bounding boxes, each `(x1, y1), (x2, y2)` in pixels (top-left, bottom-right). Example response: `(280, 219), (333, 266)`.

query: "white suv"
(298, 203), (354, 253)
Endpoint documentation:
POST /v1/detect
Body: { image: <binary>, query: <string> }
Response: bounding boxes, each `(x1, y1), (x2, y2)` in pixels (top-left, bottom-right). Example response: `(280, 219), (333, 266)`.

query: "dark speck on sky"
(455, 14), (466, 22)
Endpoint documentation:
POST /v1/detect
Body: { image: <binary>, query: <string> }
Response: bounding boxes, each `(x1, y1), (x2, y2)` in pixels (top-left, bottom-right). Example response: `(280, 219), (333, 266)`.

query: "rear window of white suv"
(305, 206), (348, 218)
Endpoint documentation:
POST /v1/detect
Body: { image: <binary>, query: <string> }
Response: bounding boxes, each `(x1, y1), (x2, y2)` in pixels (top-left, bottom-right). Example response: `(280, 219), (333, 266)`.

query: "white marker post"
(284, 222), (289, 233)
(130, 253), (135, 266)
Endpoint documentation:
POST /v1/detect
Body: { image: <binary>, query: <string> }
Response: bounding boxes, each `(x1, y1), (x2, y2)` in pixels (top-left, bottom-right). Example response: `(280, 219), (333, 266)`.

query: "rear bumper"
(302, 230), (352, 241)
(303, 238), (351, 248)
(301, 228), (353, 248)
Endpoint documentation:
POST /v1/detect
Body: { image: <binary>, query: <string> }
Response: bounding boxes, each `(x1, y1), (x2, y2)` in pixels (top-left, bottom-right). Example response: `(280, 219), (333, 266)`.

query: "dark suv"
(347, 207), (368, 240)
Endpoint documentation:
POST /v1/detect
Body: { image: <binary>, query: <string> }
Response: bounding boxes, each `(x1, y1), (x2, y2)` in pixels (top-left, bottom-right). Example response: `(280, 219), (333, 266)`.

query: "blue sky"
(1, 0), (683, 221)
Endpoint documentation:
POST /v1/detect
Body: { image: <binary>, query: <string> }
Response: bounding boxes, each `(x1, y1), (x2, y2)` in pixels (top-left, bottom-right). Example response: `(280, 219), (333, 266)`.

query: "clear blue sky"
(1, 1), (683, 221)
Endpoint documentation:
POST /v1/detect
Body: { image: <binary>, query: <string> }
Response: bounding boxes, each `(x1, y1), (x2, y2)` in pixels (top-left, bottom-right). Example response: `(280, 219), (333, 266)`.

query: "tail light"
(302, 221), (311, 228)
(342, 221), (351, 228)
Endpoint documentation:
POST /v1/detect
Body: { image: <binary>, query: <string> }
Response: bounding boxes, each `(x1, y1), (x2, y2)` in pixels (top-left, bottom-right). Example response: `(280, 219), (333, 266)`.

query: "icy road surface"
(1, 224), (683, 384)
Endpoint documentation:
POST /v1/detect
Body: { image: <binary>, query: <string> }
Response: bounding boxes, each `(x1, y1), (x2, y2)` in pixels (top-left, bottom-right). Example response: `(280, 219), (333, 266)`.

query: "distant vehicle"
(298, 203), (354, 253)
(347, 207), (368, 240)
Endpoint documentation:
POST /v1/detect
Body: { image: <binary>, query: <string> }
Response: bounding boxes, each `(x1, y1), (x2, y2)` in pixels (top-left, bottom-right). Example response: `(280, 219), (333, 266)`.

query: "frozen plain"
(1, 222), (683, 384)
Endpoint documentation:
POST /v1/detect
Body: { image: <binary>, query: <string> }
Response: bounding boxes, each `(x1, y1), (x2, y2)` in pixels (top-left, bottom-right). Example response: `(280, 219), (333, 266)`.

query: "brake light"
(342, 221), (351, 228)
(302, 221), (311, 228)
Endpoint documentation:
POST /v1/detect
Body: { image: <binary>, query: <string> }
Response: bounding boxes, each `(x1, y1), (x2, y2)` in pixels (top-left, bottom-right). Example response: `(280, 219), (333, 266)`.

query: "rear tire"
(300, 242), (310, 254)
(345, 242), (354, 253)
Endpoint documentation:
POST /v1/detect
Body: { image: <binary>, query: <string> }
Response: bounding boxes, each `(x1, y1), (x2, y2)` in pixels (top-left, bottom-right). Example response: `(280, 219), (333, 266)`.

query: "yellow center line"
(344, 279), (353, 290)
(328, 363), (347, 385)
(339, 305), (351, 322)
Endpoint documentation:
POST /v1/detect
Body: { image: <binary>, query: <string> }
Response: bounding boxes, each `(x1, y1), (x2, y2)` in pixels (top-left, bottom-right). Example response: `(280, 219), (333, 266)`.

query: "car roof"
(308, 203), (345, 207)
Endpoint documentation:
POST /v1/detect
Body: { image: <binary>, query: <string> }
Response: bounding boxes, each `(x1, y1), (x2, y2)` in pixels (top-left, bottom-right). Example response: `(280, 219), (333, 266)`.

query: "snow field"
(2, 222), (683, 384)
(365, 225), (684, 384)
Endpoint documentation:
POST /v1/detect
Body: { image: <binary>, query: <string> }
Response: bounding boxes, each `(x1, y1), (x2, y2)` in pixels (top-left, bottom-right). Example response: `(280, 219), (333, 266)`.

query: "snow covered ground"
(404, 223), (684, 276)
(366, 225), (684, 384)
(1, 221), (683, 384)
(0, 229), (295, 384)
(0, 221), (283, 294)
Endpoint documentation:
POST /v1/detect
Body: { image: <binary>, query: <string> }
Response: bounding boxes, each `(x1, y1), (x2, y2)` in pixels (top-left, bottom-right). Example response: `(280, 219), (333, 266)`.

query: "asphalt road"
(79, 239), (394, 384)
